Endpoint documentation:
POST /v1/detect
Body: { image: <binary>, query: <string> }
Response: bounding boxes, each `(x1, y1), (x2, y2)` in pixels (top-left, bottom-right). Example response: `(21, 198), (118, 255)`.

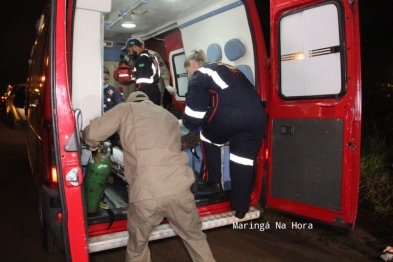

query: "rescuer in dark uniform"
(121, 37), (177, 106)
(124, 38), (161, 105)
(181, 49), (266, 219)
(103, 67), (124, 112)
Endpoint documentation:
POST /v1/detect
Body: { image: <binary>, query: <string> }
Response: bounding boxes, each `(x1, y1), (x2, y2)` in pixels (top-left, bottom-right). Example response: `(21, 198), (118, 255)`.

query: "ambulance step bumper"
(88, 206), (261, 253)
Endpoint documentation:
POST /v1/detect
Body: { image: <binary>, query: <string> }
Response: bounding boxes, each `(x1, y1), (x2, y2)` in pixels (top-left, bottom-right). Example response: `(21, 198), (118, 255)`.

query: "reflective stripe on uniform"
(136, 53), (159, 84)
(184, 106), (206, 119)
(136, 77), (154, 84)
(200, 132), (224, 147)
(230, 153), (254, 166)
(198, 67), (228, 89)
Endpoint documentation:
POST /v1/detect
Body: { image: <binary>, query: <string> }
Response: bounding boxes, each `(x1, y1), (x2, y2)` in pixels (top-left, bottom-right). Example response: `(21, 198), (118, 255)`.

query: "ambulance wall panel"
(179, 3), (254, 78)
(72, 8), (104, 128)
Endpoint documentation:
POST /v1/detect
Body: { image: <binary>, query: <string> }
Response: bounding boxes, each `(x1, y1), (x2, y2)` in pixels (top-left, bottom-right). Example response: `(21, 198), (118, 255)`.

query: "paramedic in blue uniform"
(181, 49), (266, 219)
(121, 37), (177, 106)
(122, 38), (161, 105)
(103, 67), (124, 112)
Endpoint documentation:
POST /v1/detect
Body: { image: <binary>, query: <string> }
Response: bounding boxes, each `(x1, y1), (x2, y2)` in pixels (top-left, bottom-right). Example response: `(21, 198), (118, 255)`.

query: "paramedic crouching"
(83, 91), (216, 262)
(181, 50), (266, 219)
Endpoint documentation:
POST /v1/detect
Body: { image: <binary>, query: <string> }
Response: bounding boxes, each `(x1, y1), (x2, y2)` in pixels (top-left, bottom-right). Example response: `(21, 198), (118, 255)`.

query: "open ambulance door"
(52, 0), (111, 261)
(51, 0), (90, 260)
(169, 48), (187, 112)
(164, 28), (187, 115)
(266, 0), (361, 229)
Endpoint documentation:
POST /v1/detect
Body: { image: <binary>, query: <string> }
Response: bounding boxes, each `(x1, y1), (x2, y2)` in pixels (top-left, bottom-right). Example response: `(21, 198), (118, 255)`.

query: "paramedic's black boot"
(198, 182), (223, 193)
(235, 210), (247, 219)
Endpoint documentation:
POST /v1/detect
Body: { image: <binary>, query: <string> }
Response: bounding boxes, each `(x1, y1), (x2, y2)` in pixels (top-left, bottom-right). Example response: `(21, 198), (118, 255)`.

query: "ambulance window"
(28, 15), (49, 134)
(279, 3), (345, 99)
(172, 52), (188, 97)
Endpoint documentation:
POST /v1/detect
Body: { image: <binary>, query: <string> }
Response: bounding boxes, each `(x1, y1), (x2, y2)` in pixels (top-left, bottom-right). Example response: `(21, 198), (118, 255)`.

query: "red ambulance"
(25, 0), (361, 260)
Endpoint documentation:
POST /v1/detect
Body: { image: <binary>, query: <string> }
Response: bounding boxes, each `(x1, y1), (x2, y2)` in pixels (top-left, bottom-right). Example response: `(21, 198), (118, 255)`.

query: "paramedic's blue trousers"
(139, 83), (160, 106)
(200, 106), (265, 212)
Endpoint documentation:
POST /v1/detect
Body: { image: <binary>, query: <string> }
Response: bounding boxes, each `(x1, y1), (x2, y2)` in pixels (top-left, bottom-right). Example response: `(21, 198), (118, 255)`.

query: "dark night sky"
(359, 0), (393, 87)
(0, 0), (48, 91)
(0, 1), (392, 92)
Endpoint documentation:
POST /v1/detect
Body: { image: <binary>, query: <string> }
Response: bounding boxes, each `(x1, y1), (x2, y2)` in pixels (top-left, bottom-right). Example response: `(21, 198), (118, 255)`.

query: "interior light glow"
(121, 22), (136, 28)
(295, 53), (304, 60)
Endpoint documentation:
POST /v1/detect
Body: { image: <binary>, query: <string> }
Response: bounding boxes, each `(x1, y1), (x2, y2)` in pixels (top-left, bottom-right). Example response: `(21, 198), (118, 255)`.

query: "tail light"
(42, 119), (58, 188)
(51, 167), (58, 183)
(57, 212), (63, 224)
(265, 148), (269, 160)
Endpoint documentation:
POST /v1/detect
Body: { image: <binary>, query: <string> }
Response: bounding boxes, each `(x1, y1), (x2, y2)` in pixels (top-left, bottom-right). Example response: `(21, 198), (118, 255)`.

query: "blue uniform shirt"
(182, 62), (258, 132)
(104, 85), (124, 112)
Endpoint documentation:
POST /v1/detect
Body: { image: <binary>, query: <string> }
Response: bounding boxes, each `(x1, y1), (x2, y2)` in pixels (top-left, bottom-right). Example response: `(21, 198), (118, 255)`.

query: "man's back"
(83, 92), (216, 262)
(115, 101), (194, 203)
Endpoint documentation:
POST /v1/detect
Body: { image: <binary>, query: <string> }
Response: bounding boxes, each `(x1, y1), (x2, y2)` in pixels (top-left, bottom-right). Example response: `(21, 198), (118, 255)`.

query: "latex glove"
(178, 119), (185, 128)
(165, 85), (177, 95)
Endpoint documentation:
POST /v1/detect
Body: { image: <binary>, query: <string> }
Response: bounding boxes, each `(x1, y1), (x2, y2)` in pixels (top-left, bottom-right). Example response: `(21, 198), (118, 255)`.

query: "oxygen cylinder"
(84, 142), (112, 214)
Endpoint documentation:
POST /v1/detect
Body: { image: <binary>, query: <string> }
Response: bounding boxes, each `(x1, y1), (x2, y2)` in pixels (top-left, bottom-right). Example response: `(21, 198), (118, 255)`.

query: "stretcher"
(110, 147), (127, 183)
(108, 134), (203, 187)
(108, 127), (230, 192)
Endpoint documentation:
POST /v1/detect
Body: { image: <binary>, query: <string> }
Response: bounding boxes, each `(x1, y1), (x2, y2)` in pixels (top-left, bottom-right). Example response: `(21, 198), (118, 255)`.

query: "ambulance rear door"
(266, 0), (361, 229)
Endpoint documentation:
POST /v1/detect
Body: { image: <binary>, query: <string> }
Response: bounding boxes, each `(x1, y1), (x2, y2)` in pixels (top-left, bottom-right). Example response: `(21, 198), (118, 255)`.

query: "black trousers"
(201, 103), (266, 212)
(140, 84), (161, 105)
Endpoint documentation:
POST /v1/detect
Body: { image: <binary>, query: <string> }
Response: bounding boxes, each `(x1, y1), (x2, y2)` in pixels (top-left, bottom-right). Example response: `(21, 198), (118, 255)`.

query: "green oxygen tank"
(84, 141), (112, 214)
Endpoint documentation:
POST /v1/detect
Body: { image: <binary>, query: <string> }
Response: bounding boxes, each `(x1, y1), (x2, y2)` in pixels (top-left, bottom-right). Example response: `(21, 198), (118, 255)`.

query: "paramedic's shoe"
(235, 210), (247, 219)
(198, 182), (223, 193)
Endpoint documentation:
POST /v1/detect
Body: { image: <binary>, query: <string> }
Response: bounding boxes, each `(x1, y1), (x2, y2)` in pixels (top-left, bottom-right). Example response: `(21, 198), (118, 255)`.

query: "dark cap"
(126, 91), (149, 102)
(121, 37), (144, 51)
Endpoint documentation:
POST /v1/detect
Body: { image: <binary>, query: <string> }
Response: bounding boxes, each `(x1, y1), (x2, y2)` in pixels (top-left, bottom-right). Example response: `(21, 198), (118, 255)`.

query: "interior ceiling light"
(121, 22), (136, 28)
(107, 1), (145, 30)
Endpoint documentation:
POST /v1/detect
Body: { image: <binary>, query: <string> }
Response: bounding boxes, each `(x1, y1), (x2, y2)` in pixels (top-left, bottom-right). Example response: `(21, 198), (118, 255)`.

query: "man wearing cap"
(83, 91), (216, 262)
(121, 37), (177, 106)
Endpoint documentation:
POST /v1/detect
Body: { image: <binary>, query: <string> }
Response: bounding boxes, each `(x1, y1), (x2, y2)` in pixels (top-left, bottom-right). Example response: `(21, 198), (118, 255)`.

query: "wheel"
(42, 221), (61, 253)
(39, 203), (61, 253)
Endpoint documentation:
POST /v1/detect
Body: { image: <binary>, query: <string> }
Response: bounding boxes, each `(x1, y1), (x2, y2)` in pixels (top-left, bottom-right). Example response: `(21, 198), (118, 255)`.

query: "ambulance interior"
(72, 0), (260, 226)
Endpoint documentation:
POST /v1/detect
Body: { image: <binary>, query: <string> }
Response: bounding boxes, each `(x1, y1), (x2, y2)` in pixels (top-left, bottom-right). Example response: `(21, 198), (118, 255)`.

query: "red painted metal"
(88, 220), (128, 238)
(266, 0), (361, 228)
(66, 0), (74, 96)
(87, 202), (236, 238)
(53, 0), (89, 260)
(163, 28), (184, 74)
